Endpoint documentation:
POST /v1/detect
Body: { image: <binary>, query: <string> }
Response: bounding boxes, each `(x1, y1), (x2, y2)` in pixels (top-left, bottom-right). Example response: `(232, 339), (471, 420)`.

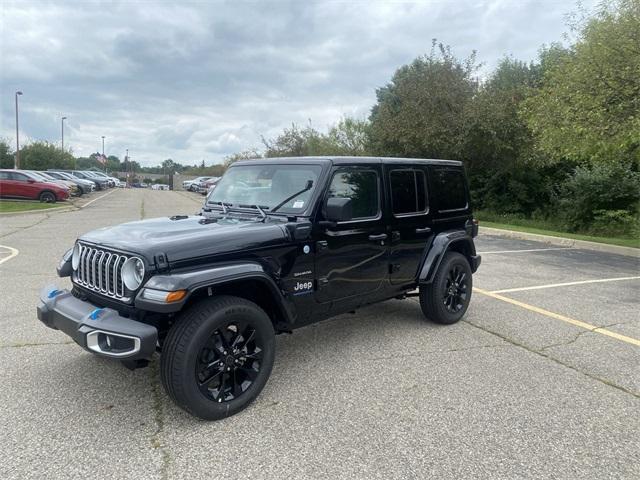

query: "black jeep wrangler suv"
(38, 157), (481, 420)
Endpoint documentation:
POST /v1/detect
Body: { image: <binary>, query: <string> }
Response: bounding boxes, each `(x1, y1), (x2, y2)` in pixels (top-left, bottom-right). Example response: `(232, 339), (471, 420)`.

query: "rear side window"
(10, 172), (29, 181)
(390, 169), (427, 216)
(432, 168), (468, 211)
(327, 169), (379, 220)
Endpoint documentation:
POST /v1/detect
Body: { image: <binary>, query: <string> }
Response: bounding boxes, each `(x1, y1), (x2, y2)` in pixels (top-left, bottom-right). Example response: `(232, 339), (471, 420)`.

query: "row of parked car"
(182, 176), (220, 195)
(0, 169), (123, 203)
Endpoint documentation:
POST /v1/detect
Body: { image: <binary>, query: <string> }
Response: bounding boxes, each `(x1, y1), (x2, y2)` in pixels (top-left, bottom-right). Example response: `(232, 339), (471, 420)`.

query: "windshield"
(207, 164), (322, 214)
(35, 172), (57, 181)
(57, 172), (76, 181)
(25, 171), (48, 182)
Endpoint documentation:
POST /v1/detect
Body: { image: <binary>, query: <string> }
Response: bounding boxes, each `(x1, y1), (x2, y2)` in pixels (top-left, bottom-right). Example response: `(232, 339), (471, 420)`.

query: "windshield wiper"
(270, 180), (314, 213)
(239, 204), (268, 221)
(209, 201), (231, 214)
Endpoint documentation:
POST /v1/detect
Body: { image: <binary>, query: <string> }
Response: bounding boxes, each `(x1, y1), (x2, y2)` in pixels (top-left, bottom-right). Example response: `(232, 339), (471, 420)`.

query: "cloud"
(1, 0), (596, 166)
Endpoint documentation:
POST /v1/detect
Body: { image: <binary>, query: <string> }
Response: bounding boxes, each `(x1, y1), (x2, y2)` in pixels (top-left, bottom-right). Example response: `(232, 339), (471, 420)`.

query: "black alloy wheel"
(161, 295), (275, 420)
(443, 264), (468, 313)
(196, 321), (263, 403)
(419, 251), (472, 324)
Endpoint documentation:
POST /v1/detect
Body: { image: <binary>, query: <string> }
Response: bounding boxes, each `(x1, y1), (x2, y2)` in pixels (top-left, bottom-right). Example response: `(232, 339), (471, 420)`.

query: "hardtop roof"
(231, 156), (463, 167)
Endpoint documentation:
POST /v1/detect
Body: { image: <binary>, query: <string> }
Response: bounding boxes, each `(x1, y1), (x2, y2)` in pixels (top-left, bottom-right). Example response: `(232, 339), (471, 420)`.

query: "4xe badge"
(292, 280), (313, 295)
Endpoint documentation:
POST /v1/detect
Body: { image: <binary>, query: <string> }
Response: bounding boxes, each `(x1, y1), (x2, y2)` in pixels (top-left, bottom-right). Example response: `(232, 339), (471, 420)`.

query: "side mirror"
(325, 197), (352, 223)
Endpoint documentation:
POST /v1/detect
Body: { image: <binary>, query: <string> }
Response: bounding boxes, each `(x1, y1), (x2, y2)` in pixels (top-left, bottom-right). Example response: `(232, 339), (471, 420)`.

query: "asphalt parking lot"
(1, 189), (638, 480)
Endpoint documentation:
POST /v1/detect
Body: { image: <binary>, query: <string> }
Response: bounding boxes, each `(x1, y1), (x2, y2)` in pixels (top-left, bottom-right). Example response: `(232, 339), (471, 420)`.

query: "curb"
(480, 226), (639, 258)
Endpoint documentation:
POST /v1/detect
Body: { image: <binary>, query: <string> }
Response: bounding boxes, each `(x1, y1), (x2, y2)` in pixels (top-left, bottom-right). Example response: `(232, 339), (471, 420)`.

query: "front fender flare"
(135, 262), (294, 322)
(418, 230), (477, 284)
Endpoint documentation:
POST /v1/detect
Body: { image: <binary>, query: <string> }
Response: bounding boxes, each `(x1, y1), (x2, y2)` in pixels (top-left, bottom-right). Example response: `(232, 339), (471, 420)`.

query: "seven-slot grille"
(74, 243), (128, 299)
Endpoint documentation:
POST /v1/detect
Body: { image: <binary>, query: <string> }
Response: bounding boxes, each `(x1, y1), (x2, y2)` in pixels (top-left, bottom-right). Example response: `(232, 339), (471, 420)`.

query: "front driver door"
(314, 165), (388, 304)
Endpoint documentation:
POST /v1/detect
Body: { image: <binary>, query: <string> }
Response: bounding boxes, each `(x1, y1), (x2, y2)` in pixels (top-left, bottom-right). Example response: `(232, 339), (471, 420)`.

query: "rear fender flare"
(418, 230), (476, 284)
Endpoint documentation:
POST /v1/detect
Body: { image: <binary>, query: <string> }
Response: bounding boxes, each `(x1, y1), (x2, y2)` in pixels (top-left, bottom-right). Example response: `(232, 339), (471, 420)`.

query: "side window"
(390, 169), (427, 216)
(10, 172), (29, 182)
(0, 172), (10, 180)
(432, 168), (468, 211)
(327, 169), (379, 220)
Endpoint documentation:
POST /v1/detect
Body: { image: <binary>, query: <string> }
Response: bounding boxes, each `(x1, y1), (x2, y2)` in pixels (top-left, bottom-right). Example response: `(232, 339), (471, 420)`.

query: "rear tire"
(419, 252), (472, 324)
(39, 191), (56, 203)
(160, 295), (275, 420)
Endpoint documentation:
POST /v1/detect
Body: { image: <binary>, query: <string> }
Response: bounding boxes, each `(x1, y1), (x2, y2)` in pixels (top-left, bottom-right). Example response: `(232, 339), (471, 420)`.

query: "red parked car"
(0, 169), (70, 203)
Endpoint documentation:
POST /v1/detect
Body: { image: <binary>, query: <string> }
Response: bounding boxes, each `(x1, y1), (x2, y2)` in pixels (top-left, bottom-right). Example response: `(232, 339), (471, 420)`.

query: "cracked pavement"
(1, 189), (639, 479)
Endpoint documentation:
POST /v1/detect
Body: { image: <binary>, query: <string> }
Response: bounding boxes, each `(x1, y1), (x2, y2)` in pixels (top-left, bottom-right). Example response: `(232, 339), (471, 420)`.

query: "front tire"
(160, 295), (275, 420)
(39, 191), (56, 203)
(419, 252), (472, 324)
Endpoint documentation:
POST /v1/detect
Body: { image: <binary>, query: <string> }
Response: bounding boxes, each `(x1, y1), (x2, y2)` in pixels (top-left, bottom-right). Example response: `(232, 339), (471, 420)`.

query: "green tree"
(324, 118), (371, 156)
(19, 141), (75, 170)
(521, 0), (640, 165)
(369, 41), (479, 159)
(223, 148), (261, 168)
(262, 123), (323, 157)
(0, 140), (14, 169)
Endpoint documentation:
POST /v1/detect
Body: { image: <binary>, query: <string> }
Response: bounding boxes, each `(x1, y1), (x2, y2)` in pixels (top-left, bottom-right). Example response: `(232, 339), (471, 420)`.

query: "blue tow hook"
(47, 289), (62, 299)
(89, 308), (104, 320)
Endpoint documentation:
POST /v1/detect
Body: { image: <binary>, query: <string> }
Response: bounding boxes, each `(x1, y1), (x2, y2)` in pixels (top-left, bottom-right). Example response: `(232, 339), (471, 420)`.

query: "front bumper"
(37, 286), (157, 360)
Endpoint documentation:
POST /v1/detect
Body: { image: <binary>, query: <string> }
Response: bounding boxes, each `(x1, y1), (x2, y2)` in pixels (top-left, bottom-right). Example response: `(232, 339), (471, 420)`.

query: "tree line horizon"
(1, 0), (638, 238)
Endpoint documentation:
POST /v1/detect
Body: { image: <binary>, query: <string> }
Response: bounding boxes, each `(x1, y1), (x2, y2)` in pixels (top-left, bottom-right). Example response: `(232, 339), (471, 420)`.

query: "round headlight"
(122, 257), (145, 291)
(72, 243), (81, 270)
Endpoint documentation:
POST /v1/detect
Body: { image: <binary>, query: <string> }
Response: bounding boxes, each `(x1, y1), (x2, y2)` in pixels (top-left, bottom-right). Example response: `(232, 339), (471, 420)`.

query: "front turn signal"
(165, 290), (187, 303)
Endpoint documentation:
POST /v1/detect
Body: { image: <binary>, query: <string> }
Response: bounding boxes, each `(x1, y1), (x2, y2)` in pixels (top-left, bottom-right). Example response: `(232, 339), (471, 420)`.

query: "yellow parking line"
(473, 287), (640, 347)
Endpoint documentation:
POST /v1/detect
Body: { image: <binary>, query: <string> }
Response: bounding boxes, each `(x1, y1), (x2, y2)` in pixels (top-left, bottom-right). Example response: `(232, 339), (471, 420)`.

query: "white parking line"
(79, 189), (116, 209)
(491, 276), (640, 294)
(0, 245), (19, 265)
(478, 247), (572, 254)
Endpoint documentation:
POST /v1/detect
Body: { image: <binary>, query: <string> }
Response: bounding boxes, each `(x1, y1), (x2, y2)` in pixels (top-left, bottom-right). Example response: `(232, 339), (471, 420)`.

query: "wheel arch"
(39, 189), (57, 201)
(418, 230), (477, 284)
(139, 262), (295, 331)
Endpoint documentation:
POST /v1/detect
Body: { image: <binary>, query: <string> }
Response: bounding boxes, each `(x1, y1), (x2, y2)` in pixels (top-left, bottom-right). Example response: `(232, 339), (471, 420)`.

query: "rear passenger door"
(8, 172), (36, 199)
(386, 166), (433, 285)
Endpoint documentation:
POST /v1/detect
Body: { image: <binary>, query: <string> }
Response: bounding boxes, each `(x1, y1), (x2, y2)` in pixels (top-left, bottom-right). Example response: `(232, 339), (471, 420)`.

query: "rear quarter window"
(431, 167), (468, 212)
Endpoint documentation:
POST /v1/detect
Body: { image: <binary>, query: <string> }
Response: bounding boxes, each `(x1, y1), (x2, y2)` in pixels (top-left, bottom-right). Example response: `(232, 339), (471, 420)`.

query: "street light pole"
(15, 91), (23, 169)
(61, 116), (67, 152)
(101, 136), (106, 172)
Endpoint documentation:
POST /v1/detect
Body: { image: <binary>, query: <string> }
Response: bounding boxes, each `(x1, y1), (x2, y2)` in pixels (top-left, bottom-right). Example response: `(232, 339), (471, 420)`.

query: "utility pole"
(61, 116), (67, 152)
(14, 91), (23, 169)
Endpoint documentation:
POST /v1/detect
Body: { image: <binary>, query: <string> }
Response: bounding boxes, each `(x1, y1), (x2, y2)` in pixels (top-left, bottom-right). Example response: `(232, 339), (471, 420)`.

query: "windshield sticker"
(293, 201), (304, 208)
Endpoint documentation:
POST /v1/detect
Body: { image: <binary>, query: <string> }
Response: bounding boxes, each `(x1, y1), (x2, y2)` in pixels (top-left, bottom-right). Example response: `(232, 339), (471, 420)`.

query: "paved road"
(1, 189), (638, 479)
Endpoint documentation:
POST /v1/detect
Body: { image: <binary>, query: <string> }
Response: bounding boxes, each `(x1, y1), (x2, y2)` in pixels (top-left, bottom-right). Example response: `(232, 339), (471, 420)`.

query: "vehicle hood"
(78, 215), (288, 264)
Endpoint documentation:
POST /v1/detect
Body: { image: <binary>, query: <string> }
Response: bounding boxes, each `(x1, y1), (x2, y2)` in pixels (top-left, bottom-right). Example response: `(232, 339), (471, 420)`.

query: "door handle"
(368, 233), (388, 242)
(415, 227), (432, 234)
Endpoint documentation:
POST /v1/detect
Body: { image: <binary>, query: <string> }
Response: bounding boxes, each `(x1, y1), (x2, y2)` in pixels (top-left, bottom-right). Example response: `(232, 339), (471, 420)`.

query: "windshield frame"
(205, 162), (330, 217)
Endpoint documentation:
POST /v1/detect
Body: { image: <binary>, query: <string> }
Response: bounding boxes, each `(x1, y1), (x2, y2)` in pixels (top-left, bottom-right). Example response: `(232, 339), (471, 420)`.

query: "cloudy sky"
(1, 0), (595, 166)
